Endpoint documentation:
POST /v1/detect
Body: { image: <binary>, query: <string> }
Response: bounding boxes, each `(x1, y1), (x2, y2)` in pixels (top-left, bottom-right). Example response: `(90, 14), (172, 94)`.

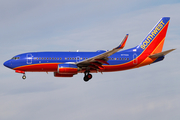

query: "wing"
(77, 34), (129, 69)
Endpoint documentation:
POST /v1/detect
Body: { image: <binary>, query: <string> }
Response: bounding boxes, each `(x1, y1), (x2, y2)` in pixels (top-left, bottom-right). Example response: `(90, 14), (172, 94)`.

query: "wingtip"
(116, 34), (129, 49)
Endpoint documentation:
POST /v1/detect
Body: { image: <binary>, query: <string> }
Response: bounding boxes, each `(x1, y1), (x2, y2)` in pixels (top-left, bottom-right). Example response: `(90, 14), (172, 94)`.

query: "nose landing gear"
(83, 71), (92, 82)
(15, 70), (26, 80)
(22, 74), (26, 80)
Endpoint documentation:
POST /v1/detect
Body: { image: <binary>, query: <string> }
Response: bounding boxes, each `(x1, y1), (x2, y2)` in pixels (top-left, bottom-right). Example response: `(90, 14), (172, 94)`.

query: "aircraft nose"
(3, 60), (12, 68)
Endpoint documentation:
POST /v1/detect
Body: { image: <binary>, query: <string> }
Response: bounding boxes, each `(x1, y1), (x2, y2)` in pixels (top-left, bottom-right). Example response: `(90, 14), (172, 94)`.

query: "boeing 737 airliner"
(4, 17), (175, 82)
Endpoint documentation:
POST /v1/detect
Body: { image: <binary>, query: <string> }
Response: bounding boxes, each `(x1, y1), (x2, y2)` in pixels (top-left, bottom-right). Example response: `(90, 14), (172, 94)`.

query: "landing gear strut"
(22, 74), (26, 80)
(83, 71), (92, 82)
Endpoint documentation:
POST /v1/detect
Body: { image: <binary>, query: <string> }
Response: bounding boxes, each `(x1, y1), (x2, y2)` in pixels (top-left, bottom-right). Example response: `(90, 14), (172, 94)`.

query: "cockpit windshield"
(11, 57), (20, 60)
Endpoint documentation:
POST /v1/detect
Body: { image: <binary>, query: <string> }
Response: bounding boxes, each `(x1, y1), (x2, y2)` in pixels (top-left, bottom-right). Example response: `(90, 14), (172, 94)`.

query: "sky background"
(0, 0), (180, 120)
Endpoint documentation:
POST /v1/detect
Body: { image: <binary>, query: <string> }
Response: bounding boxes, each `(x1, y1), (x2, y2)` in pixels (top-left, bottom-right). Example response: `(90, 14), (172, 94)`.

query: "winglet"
(115, 34), (129, 49)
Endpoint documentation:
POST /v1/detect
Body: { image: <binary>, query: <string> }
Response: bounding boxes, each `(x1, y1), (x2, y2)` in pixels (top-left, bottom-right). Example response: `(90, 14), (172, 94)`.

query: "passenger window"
(127, 58), (129, 60)
(122, 58), (124, 60)
(60, 58), (62, 60)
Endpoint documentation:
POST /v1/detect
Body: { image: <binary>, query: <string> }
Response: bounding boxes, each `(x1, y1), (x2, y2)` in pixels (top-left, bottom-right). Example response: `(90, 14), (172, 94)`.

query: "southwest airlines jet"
(4, 17), (175, 82)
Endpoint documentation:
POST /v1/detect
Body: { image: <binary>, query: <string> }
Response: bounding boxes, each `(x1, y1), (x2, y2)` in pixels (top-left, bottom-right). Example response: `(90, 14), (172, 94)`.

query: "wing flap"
(149, 49), (176, 58)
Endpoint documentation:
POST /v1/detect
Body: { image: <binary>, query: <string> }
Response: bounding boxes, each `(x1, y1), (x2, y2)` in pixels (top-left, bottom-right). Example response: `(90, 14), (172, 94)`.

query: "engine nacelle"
(152, 56), (164, 64)
(54, 72), (74, 77)
(57, 63), (78, 74)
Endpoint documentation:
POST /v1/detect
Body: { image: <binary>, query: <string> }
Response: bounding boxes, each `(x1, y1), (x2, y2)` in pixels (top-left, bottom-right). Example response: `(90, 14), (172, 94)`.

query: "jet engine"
(54, 63), (78, 77)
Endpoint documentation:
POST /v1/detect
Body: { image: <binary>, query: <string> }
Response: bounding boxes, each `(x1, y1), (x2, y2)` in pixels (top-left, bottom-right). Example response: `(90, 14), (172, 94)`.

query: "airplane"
(3, 17), (175, 82)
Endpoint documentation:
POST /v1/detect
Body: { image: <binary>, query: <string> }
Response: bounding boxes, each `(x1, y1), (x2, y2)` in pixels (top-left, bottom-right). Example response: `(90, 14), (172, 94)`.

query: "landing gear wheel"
(83, 71), (92, 82)
(87, 74), (92, 79)
(83, 76), (89, 82)
(22, 74), (26, 80)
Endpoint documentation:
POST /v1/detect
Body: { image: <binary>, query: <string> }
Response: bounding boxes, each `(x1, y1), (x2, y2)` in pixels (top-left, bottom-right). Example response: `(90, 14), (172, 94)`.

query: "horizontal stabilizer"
(149, 49), (176, 58)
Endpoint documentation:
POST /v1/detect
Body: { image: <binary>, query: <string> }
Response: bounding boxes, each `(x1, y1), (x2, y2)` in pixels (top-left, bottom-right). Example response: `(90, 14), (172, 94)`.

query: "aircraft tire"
(22, 75), (26, 79)
(83, 76), (89, 82)
(87, 74), (92, 79)
(83, 74), (92, 82)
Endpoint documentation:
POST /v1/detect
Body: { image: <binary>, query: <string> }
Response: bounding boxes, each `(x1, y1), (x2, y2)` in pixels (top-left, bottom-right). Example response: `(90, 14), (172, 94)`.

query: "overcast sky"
(0, 0), (180, 120)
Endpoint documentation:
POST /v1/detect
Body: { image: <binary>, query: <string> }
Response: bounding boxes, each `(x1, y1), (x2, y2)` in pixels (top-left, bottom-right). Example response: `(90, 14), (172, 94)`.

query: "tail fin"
(137, 17), (170, 54)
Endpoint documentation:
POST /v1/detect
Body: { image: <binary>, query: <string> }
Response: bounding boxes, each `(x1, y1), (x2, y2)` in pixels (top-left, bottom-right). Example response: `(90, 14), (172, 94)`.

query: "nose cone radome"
(3, 60), (12, 69)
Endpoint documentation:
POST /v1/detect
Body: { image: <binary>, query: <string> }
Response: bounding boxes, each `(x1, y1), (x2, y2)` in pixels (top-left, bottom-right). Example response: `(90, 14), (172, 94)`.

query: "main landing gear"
(83, 71), (92, 82)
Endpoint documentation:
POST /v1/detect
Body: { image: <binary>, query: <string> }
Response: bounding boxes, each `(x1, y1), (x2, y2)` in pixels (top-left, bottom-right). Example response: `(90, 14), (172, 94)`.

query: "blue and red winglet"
(115, 34), (129, 49)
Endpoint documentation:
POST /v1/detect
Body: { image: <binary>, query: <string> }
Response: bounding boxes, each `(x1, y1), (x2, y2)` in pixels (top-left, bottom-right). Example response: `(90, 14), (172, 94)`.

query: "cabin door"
(76, 56), (81, 62)
(27, 54), (33, 64)
(133, 53), (138, 65)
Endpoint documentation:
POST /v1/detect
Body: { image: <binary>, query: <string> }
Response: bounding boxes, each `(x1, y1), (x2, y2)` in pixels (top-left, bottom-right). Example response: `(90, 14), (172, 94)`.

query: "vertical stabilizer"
(137, 17), (170, 54)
